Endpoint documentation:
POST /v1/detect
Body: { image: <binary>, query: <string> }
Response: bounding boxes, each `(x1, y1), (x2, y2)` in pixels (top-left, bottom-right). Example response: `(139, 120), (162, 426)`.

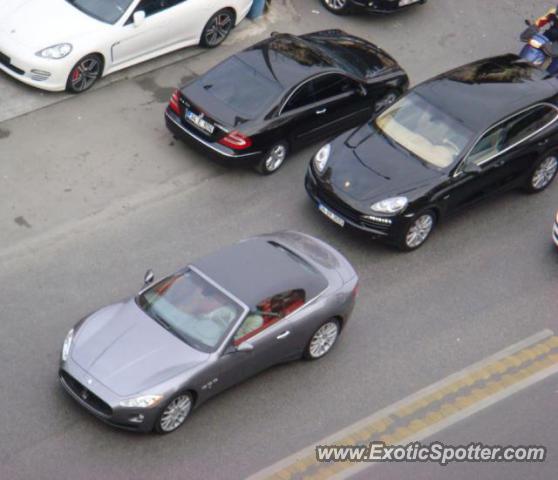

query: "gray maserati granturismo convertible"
(59, 231), (358, 433)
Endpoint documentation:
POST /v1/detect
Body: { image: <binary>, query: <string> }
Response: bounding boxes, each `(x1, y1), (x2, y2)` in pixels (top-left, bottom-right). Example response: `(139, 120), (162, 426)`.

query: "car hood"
(0, 0), (101, 49)
(325, 123), (440, 203)
(71, 300), (208, 397)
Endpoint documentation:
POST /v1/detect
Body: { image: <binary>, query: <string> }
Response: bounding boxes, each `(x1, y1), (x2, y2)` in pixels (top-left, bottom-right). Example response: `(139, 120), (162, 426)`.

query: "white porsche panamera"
(0, 0), (253, 93)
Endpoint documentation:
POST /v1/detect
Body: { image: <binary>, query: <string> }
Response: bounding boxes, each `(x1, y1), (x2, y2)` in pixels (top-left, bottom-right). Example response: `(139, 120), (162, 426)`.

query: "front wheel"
(320, 0), (352, 14)
(304, 319), (340, 360)
(524, 153), (558, 193)
(66, 54), (103, 94)
(255, 142), (289, 175)
(200, 9), (235, 48)
(396, 210), (436, 251)
(154, 392), (193, 434)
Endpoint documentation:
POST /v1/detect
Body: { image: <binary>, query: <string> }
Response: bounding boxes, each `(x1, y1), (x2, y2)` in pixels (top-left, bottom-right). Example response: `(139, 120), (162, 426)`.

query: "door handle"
(316, 108), (327, 115)
(276, 331), (291, 340)
(538, 139), (549, 146)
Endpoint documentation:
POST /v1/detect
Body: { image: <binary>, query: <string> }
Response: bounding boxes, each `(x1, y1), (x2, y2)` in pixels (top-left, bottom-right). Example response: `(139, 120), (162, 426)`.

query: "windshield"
(198, 56), (283, 118)
(137, 270), (244, 352)
(375, 92), (474, 168)
(66, 0), (134, 24)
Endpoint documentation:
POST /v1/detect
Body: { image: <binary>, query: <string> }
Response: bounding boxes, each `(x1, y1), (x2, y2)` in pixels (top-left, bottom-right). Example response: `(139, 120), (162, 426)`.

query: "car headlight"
(61, 328), (74, 362)
(370, 196), (408, 214)
(36, 43), (73, 59)
(119, 395), (164, 408)
(313, 143), (331, 173)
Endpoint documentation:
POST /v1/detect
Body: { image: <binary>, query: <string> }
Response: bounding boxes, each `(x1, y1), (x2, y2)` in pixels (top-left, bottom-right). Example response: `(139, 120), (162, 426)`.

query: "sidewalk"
(0, 1), (296, 124)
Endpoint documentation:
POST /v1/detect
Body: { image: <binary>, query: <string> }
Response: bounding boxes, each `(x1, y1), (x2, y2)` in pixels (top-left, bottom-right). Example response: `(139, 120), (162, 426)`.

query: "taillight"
(218, 131), (253, 150)
(169, 89), (181, 115)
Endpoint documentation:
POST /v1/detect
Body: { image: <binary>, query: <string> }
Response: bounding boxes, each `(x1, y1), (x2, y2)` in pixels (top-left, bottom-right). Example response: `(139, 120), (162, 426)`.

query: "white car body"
(0, 0), (253, 92)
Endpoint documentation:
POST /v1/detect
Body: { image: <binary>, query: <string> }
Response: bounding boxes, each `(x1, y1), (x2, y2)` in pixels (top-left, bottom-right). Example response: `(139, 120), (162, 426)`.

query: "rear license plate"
(319, 204), (345, 227)
(185, 109), (215, 134)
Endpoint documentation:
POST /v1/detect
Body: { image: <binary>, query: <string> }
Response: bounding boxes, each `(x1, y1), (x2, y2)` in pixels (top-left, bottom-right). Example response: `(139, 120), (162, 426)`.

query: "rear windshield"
(198, 56), (282, 118)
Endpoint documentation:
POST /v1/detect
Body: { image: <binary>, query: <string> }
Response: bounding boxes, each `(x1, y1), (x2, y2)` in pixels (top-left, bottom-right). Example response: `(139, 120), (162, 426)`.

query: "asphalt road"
(0, 1), (557, 479)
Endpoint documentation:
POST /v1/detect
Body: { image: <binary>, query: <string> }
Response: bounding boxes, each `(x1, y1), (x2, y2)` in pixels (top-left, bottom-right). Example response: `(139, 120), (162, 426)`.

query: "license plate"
(319, 204), (345, 227)
(399, 0), (419, 6)
(185, 110), (215, 134)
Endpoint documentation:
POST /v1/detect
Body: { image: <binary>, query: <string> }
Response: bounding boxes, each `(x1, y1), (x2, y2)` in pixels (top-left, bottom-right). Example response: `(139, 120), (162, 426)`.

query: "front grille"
(60, 371), (112, 417)
(0, 51), (24, 75)
(316, 186), (362, 224)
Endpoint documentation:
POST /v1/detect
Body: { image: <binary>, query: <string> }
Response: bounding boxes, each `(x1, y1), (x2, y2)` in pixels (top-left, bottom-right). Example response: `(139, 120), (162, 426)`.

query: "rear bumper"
(59, 359), (160, 433)
(165, 109), (263, 166)
(350, 0), (427, 13)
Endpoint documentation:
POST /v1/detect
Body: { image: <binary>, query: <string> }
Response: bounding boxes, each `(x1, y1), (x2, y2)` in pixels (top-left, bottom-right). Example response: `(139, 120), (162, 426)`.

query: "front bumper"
(0, 39), (69, 91)
(350, 0), (427, 13)
(165, 109), (263, 167)
(305, 165), (407, 242)
(59, 358), (161, 433)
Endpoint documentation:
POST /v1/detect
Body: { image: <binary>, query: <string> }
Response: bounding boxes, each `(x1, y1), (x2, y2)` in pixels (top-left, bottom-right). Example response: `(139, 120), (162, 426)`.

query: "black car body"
(320, 0), (427, 15)
(165, 30), (408, 174)
(306, 54), (558, 250)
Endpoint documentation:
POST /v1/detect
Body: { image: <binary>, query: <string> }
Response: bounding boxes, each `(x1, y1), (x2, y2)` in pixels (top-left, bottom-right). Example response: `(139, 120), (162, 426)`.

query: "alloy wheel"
(405, 214), (435, 249)
(323, 0), (348, 11)
(309, 321), (339, 359)
(159, 394), (192, 433)
(204, 13), (233, 47)
(531, 155), (558, 190)
(264, 144), (287, 173)
(69, 57), (101, 93)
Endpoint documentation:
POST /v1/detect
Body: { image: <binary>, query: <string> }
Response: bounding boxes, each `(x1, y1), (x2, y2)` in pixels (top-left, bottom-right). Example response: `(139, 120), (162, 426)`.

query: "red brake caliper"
(72, 68), (80, 82)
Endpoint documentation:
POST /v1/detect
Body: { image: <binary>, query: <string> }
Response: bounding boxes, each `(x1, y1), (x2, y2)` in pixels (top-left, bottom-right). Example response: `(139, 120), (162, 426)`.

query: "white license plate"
(399, 0), (419, 6)
(319, 204), (345, 227)
(185, 110), (215, 134)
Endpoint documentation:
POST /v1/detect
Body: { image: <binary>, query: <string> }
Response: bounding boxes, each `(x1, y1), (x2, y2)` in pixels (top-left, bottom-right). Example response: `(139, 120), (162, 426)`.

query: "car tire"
(66, 54), (103, 94)
(255, 142), (289, 175)
(396, 210), (437, 252)
(200, 9), (235, 48)
(524, 152), (558, 193)
(153, 392), (193, 434)
(320, 0), (352, 15)
(303, 319), (340, 360)
(374, 89), (401, 113)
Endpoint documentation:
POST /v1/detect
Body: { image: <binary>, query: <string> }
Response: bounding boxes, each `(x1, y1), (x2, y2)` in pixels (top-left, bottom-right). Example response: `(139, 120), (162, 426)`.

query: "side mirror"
(144, 269), (154, 285)
(236, 342), (254, 353)
(133, 10), (146, 27)
(461, 161), (482, 175)
(356, 84), (367, 97)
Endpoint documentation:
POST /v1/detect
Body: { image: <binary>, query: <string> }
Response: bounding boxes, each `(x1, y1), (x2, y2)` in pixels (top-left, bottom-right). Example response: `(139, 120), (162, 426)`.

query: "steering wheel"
(206, 306), (237, 329)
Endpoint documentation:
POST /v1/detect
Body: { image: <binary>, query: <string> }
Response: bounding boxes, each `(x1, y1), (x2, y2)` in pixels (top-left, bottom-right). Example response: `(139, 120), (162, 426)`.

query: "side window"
(505, 105), (557, 146)
(467, 105), (558, 166)
(133, 0), (184, 19)
(283, 75), (356, 113)
(233, 289), (306, 345)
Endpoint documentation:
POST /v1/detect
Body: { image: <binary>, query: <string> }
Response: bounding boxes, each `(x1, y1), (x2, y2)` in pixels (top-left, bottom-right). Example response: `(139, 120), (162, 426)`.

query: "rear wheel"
(200, 9), (235, 48)
(320, 0), (352, 14)
(304, 319), (340, 360)
(66, 54), (103, 94)
(524, 153), (558, 193)
(255, 142), (289, 175)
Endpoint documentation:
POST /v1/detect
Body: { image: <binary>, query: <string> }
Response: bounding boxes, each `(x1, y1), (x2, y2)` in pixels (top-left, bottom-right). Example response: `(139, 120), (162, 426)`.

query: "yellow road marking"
(247, 330), (558, 480)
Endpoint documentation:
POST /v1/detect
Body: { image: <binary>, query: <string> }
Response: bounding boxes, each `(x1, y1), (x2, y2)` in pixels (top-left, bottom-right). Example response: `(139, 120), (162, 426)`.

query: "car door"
(212, 290), (306, 392)
(280, 74), (372, 150)
(442, 105), (558, 212)
(112, 0), (200, 66)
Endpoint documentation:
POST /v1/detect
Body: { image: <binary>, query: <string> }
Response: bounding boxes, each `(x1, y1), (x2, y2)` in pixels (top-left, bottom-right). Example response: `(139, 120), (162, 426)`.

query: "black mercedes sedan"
(165, 30), (408, 174)
(59, 232), (358, 433)
(320, 0), (427, 15)
(306, 54), (558, 250)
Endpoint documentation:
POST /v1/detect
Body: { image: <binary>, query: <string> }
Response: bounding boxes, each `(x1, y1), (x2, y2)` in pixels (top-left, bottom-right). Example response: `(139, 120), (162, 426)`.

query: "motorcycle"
(519, 20), (558, 74)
